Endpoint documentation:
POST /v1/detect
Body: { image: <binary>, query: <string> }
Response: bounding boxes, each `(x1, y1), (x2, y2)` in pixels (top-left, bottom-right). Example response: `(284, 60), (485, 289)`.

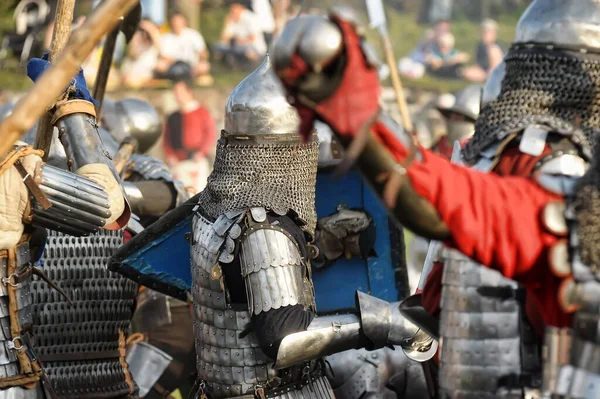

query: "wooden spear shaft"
(380, 32), (414, 133)
(0, 0), (140, 159)
(93, 26), (120, 121)
(33, 0), (75, 158)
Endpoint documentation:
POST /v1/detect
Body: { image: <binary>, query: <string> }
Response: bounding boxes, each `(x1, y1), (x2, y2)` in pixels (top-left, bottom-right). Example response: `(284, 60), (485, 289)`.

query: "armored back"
(438, 250), (540, 399)
(32, 230), (139, 398)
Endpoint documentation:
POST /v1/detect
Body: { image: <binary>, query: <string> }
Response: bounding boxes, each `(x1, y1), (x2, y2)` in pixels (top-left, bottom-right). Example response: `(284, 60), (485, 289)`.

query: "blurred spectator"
(425, 32), (469, 79)
(461, 19), (504, 82)
(398, 20), (450, 79)
(155, 12), (211, 81)
(214, 2), (267, 70)
(164, 78), (216, 192)
(251, 0), (276, 45)
(121, 19), (161, 88)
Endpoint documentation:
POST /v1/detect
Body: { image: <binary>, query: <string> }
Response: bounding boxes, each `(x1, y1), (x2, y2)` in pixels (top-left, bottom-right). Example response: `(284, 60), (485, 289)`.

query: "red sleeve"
(372, 122), (561, 278)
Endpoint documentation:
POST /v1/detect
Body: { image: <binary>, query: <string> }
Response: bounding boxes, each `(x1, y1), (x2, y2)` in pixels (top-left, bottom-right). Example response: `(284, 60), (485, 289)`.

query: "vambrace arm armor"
(123, 154), (190, 216)
(53, 100), (128, 227)
(237, 210), (436, 370)
(273, 292), (437, 369)
(123, 180), (177, 217)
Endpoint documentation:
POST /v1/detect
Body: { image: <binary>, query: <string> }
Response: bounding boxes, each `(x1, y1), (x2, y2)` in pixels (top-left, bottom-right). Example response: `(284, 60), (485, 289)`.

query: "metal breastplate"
(438, 249), (540, 399)
(0, 241), (44, 398)
(192, 210), (333, 399)
(31, 230), (139, 398)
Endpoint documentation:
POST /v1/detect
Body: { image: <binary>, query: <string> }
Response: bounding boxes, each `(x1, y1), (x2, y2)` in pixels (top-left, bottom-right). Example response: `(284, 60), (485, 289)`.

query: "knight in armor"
(0, 93), (188, 397)
(19, 97), (188, 398)
(271, 1), (600, 397)
(111, 55), (437, 399)
(0, 66), (129, 397)
(432, 83), (482, 159)
(100, 99), (196, 398)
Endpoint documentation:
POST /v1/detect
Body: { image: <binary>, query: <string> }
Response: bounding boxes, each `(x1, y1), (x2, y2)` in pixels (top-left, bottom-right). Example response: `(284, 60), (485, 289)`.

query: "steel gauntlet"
(274, 292), (438, 369)
(25, 163), (112, 236)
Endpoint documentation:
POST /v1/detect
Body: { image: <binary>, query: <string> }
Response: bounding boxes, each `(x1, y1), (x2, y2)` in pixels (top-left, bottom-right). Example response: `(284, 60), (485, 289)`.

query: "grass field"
(0, 2), (523, 94)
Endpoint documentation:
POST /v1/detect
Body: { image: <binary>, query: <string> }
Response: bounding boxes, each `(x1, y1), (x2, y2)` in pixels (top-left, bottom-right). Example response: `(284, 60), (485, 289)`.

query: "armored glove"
(314, 207), (375, 268)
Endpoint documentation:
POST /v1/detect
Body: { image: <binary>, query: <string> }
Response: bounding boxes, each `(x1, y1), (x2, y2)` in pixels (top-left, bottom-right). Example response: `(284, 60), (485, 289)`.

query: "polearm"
(92, 26), (120, 121)
(0, 0), (141, 159)
(93, 3), (141, 122)
(365, 0), (414, 132)
(33, 0), (75, 159)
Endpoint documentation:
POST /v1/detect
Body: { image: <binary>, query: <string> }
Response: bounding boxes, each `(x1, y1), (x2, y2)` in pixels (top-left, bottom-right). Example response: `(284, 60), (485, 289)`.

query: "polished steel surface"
(224, 56), (300, 135)
(515, 0), (600, 49)
(102, 98), (162, 154)
(438, 84), (482, 122)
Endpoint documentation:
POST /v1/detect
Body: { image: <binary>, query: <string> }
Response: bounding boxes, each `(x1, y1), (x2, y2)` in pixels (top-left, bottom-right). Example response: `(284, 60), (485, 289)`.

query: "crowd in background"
(399, 18), (504, 81)
(0, 0), (517, 193)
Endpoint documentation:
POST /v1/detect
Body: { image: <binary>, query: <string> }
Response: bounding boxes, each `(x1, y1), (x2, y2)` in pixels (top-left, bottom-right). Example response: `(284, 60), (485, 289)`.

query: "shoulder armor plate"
(239, 208), (315, 315)
(191, 210), (244, 276)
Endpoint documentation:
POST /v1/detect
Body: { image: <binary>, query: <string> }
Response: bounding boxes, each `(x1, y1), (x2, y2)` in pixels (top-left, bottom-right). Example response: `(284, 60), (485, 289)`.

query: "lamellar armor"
(446, 0), (600, 397)
(188, 57), (435, 399)
(19, 97), (189, 397)
(190, 56), (328, 399)
(15, 102), (138, 398)
(0, 93), (130, 398)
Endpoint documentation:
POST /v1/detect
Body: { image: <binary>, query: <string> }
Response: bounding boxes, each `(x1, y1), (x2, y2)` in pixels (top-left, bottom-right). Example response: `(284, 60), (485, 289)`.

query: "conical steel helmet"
(224, 55), (300, 136)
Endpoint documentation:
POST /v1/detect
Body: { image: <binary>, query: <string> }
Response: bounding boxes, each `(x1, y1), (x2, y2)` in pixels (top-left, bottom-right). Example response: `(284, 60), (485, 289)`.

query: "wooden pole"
(381, 32), (414, 133)
(0, 0), (140, 159)
(93, 26), (120, 121)
(33, 0), (76, 158)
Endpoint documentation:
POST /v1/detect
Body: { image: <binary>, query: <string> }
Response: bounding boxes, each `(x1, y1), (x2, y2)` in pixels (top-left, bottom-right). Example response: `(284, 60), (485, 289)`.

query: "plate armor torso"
(32, 230), (138, 398)
(191, 207), (333, 399)
(438, 248), (540, 399)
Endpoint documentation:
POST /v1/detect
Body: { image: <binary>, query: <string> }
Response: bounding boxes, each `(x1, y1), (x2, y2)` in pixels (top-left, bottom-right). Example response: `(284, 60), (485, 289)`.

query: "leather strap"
(51, 100), (97, 125)
(14, 160), (51, 209)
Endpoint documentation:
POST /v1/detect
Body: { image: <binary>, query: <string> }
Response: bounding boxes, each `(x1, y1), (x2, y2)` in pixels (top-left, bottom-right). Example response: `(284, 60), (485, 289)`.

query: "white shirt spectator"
(252, 0), (275, 34)
(160, 27), (207, 67)
(223, 10), (267, 55)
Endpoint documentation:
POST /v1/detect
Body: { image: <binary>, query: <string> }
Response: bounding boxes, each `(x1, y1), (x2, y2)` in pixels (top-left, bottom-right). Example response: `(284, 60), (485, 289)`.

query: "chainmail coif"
(196, 137), (319, 234)
(571, 151), (600, 271)
(463, 46), (600, 164)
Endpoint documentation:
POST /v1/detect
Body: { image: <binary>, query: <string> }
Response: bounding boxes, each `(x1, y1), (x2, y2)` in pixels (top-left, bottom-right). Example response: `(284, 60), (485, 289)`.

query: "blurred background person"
(398, 20), (451, 79)
(425, 31), (469, 79)
(461, 18), (504, 82)
(213, 2), (267, 70)
(155, 11), (211, 82)
(163, 77), (216, 192)
(120, 19), (161, 88)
